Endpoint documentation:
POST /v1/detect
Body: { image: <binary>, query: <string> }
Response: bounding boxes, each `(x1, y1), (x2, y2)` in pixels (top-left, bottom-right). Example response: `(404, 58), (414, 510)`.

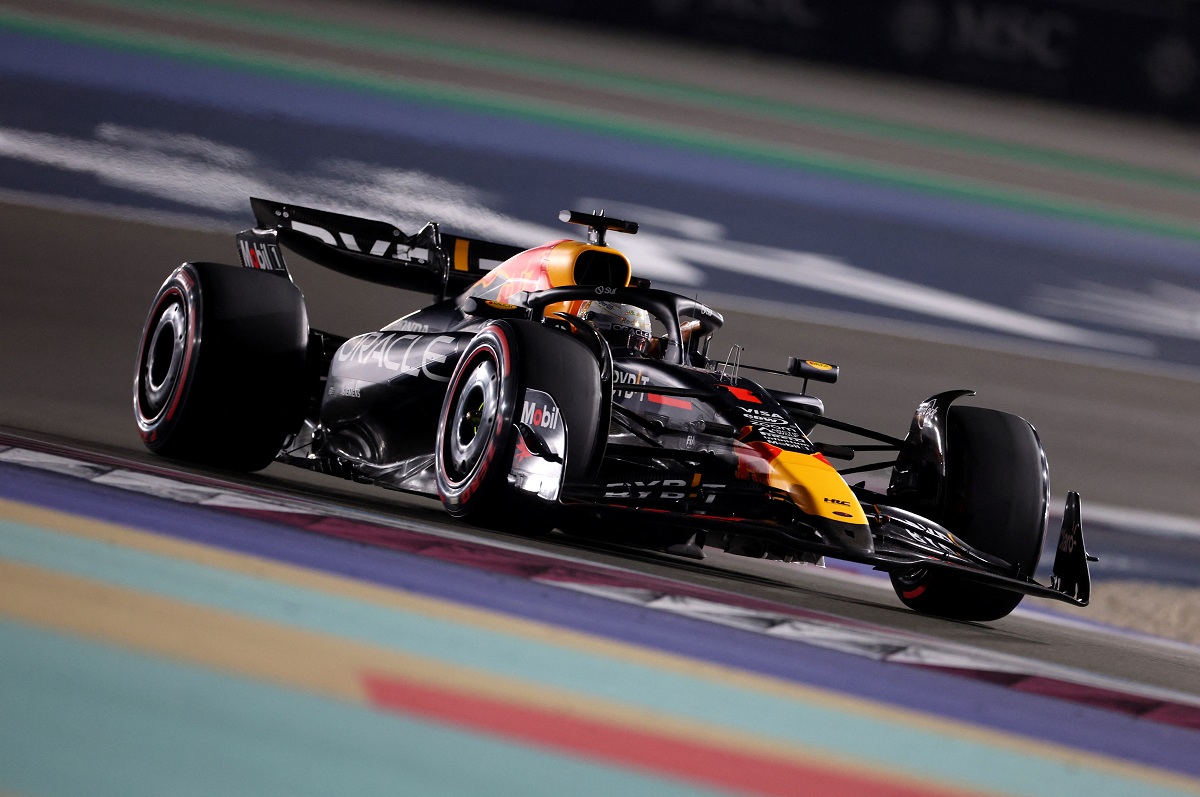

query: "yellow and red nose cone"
(738, 441), (871, 548)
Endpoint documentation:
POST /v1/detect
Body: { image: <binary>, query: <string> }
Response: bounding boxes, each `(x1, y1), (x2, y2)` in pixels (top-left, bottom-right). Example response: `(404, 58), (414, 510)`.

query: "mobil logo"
(521, 397), (560, 430)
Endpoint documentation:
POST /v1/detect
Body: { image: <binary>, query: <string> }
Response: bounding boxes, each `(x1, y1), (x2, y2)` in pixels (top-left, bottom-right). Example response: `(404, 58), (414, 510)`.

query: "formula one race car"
(133, 199), (1095, 621)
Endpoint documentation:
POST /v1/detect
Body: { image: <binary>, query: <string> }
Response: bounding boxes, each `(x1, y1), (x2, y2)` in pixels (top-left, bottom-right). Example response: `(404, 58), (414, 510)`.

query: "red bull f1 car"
(133, 199), (1095, 621)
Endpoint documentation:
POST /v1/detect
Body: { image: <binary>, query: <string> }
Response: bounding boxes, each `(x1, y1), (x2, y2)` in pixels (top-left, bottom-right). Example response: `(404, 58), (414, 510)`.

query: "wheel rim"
(445, 353), (499, 482)
(138, 294), (188, 422)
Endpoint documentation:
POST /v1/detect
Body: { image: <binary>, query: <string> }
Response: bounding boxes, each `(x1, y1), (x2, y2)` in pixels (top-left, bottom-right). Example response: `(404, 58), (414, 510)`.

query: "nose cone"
(738, 442), (874, 553)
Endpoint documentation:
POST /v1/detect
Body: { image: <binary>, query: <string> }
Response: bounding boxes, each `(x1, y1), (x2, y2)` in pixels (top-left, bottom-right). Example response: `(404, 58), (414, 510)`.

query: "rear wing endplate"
(239, 197), (525, 298)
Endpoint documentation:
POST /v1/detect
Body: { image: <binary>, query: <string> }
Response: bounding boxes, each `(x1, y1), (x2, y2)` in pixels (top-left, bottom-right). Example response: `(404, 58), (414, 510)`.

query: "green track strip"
(90, 0), (1200, 197)
(3, 4), (1200, 243)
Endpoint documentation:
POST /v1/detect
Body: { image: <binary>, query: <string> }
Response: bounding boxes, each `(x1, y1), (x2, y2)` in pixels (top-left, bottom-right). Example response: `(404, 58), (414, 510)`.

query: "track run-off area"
(3, 0), (1200, 793)
(4, 433), (1200, 796)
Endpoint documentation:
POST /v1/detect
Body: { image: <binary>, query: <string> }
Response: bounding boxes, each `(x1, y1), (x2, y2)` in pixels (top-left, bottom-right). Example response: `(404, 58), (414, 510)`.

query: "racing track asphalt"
(5, 449), (1199, 797)
(4, 199), (1199, 519)
(3, 0), (1200, 518)
(7, 199), (1200, 670)
(3, 0), (1200, 699)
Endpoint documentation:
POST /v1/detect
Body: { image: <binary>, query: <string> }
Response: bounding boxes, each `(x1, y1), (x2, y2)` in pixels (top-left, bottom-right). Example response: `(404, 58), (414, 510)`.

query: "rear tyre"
(133, 262), (308, 471)
(890, 406), (1048, 621)
(435, 320), (602, 533)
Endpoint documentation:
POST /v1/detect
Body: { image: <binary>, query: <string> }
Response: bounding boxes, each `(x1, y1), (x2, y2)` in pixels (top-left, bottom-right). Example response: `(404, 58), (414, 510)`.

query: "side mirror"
(787, 357), (839, 384)
(460, 296), (529, 319)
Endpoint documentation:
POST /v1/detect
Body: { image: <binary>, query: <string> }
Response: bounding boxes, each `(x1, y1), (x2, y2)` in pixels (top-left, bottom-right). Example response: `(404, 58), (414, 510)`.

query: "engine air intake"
(574, 249), (630, 288)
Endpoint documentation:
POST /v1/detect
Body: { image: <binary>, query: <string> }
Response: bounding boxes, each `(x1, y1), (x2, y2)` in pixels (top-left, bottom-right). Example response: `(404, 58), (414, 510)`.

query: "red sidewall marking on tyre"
(137, 280), (195, 436)
(162, 283), (197, 426)
(440, 328), (511, 504)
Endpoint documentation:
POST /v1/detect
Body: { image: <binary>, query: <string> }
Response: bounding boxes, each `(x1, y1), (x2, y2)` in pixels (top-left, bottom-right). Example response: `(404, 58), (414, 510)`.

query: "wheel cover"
(444, 353), (499, 483)
(136, 287), (193, 427)
(143, 301), (186, 413)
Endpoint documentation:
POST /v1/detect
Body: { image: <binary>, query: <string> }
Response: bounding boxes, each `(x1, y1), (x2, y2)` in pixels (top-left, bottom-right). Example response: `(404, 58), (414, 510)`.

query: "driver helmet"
(578, 300), (654, 356)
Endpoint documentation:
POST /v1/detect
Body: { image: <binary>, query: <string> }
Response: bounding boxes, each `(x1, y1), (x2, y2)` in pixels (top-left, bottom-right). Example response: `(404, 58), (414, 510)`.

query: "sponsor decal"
(1058, 522), (1079, 554)
(236, 231), (288, 274)
(608, 321), (650, 340)
(457, 436), (497, 506)
(290, 219), (400, 258)
(720, 384), (761, 404)
(915, 399), (939, 427)
(742, 407), (789, 426)
(737, 406), (814, 453)
(824, 497), (852, 507)
(613, 368), (649, 400)
(604, 478), (723, 503)
(512, 389), (565, 500)
(805, 360), (834, 371)
(512, 434), (534, 466)
(390, 318), (431, 333)
(521, 399), (560, 430)
(755, 425), (814, 452)
(949, 1), (1076, 70)
(336, 332), (460, 382)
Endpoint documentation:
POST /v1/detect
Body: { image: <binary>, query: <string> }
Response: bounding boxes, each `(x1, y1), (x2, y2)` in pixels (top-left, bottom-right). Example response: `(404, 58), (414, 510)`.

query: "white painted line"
(549, 580), (1200, 707)
(1071, 501), (1200, 540)
(680, 289), (1200, 384)
(0, 447), (114, 480)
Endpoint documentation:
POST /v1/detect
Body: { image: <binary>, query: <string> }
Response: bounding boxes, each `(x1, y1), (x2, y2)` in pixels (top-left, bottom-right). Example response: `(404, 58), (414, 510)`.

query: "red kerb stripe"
(362, 672), (981, 797)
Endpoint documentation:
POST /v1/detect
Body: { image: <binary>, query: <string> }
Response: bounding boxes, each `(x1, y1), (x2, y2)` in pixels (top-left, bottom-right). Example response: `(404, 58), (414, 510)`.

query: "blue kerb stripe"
(6, 516), (1200, 797)
(2, 460), (1200, 785)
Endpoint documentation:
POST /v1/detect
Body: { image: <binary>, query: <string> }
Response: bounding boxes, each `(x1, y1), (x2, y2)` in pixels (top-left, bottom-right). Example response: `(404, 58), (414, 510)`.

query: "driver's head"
(579, 300), (654, 356)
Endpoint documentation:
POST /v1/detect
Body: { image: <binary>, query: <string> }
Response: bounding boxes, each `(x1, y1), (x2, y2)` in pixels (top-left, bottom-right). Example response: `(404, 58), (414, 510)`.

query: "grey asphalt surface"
(4, 199), (1198, 518)
(4, 199), (1200, 696)
(3, 0), (1200, 698)
(4, 0), (1200, 519)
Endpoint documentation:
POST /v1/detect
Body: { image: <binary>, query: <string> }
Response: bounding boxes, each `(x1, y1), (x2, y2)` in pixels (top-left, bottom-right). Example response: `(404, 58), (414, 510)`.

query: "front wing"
(563, 482), (1094, 608)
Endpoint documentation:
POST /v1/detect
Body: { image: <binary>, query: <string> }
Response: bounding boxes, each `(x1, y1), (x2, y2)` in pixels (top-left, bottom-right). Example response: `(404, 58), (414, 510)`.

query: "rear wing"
(238, 198), (526, 298)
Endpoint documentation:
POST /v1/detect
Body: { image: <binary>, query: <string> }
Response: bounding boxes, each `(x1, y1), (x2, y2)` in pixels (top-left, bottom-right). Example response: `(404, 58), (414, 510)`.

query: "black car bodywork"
(134, 199), (1095, 621)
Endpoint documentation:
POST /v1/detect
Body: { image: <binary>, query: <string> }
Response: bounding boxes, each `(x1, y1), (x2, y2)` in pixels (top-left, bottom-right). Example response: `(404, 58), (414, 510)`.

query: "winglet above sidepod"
(1051, 491), (1097, 605)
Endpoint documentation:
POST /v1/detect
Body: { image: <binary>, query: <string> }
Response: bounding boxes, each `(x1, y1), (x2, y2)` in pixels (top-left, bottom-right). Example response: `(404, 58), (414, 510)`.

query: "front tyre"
(133, 262), (308, 471)
(436, 324), (544, 532)
(435, 320), (604, 532)
(436, 326), (515, 517)
(890, 406), (1049, 622)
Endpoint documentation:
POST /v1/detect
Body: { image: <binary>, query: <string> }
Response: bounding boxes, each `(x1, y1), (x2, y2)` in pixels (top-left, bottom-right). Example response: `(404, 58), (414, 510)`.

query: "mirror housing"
(787, 358), (839, 384)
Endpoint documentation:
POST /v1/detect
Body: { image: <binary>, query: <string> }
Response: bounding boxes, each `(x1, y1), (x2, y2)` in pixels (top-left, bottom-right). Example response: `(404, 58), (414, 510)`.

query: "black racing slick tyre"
(435, 319), (603, 532)
(890, 406), (1049, 622)
(133, 261), (308, 471)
